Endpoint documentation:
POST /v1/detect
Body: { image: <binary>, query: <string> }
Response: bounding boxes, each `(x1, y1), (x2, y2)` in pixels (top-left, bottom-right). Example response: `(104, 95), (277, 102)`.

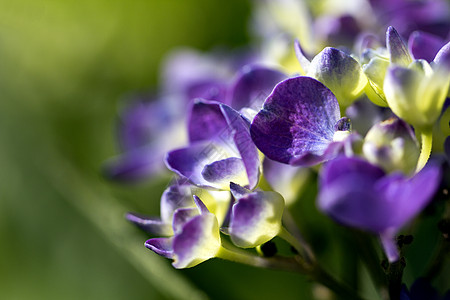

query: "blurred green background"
(0, 1), (315, 299)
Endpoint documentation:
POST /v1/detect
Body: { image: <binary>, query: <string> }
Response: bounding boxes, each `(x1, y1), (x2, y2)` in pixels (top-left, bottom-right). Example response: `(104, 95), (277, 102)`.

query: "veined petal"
(229, 189), (284, 248)
(307, 47), (368, 108)
(386, 26), (412, 67)
(250, 76), (340, 165)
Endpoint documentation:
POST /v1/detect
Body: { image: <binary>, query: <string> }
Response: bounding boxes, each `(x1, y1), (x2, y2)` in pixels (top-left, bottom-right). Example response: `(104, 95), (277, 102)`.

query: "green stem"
(278, 226), (314, 264)
(416, 128), (433, 172)
(216, 246), (307, 273)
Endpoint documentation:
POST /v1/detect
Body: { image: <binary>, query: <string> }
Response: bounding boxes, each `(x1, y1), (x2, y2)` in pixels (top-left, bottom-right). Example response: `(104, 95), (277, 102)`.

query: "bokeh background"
(0, 1), (448, 299)
(0, 1), (314, 299)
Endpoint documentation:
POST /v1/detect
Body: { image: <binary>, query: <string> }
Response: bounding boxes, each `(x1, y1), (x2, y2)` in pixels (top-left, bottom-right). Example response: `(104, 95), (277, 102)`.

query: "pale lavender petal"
(294, 40), (311, 74)
(126, 212), (173, 236)
(201, 157), (246, 184)
(186, 81), (228, 103)
(145, 237), (174, 259)
(160, 183), (195, 223)
(228, 65), (286, 111)
(187, 99), (230, 143)
(103, 147), (164, 181)
(408, 31), (445, 62)
(434, 41), (450, 70)
(250, 77), (340, 164)
(221, 104), (261, 189)
(387, 26), (412, 66)
(229, 190), (284, 248)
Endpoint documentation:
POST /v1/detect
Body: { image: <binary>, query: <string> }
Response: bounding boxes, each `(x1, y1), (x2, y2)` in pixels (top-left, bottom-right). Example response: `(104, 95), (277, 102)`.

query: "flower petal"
(386, 26), (412, 66)
(201, 157), (247, 188)
(172, 212), (221, 268)
(408, 31), (445, 62)
(221, 104), (261, 189)
(126, 212), (173, 236)
(229, 190), (284, 248)
(251, 76), (340, 164)
(228, 65), (286, 111)
(160, 183), (195, 224)
(307, 47), (368, 107)
(145, 237), (174, 259)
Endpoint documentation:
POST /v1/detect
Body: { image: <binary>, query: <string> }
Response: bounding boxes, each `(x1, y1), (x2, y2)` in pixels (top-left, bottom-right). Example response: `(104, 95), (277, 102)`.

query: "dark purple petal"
(387, 26), (412, 66)
(228, 65), (286, 111)
(126, 212), (173, 236)
(187, 99), (230, 143)
(145, 237), (174, 259)
(221, 104), (261, 188)
(201, 157), (246, 184)
(251, 76), (340, 164)
(103, 147), (164, 181)
(408, 31), (445, 62)
(445, 136), (450, 161)
(434, 41), (450, 70)
(409, 278), (440, 300)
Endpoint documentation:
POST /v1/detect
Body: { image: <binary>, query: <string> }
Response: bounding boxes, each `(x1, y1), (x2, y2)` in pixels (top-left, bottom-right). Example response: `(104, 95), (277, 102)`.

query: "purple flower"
(166, 99), (261, 190)
(144, 195), (221, 269)
(408, 31), (447, 63)
(250, 76), (354, 167)
(317, 156), (441, 261)
(401, 278), (450, 300)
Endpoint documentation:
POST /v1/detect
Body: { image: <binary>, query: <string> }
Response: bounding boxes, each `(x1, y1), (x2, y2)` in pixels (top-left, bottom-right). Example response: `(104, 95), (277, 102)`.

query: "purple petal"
(145, 237), (174, 259)
(187, 99), (230, 143)
(228, 65), (286, 111)
(103, 147), (164, 181)
(172, 207), (199, 234)
(221, 104), (261, 189)
(172, 213), (220, 268)
(318, 157), (390, 232)
(193, 195), (210, 215)
(386, 26), (412, 66)
(186, 81), (228, 103)
(445, 136), (450, 161)
(434, 41), (450, 70)
(126, 212), (173, 236)
(250, 76), (340, 164)
(408, 31), (445, 62)
(229, 182), (251, 199)
(201, 157), (246, 184)
(376, 164), (441, 228)
(160, 183), (195, 223)
(165, 141), (227, 189)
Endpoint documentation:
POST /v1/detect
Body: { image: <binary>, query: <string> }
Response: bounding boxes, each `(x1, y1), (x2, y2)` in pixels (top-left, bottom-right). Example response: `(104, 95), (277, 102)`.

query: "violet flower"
(165, 99), (261, 190)
(145, 195), (221, 269)
(318, 156), (441, 262)
(250, 76), (355, 167)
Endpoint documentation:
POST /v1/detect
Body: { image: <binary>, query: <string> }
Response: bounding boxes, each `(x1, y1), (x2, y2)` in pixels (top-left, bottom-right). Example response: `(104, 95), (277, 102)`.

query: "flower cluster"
(106, 1), (450, 299)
